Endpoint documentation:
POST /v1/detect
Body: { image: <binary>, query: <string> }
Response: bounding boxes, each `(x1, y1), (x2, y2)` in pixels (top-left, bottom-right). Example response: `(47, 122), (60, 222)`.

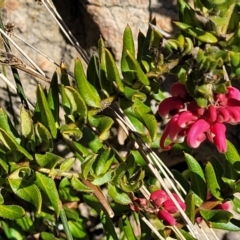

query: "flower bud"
(150, 190), (169, 207)
(157, 209), (176, 226)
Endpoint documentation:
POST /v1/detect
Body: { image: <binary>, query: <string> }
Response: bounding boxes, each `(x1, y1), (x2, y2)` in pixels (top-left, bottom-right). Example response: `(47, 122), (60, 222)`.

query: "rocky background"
(0, 1), (238, 239)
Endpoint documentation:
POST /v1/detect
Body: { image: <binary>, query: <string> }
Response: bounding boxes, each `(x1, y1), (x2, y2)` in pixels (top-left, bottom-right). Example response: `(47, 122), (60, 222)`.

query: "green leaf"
(40, 232), (56, 240)
(0, 205), (25, 220)
(174, 21), (218, 43)
(108, 183), (132, 205)
(34, 122), (54, 152)
(121, 25), (135, 72)
(8, 178), (42, 213)
(100, 211), (118, 240)
(16, 215), (33, 232)
(81, 153), (98, 179)
(205, 162), (223, 200)
(184, 153), (207, 202)
(210, 219), (240, 231)
(87, 55), (101, 91)
(20, 106), (35, 146)
(124, 86), (147, 102)
(200, 209), (232, 223)
(178, 228), (197, 240)
(74, 58), (101, 108)
(105, 48), (124, 92)
(95, 148), (115, 176)
(60, 157), (75, 172)
(91, 171), (114, 185)
(232, 196), (240, 214)
(98, 37), (113, 96)
(71, 176), (93, 193)
(126, 50), (149, 85)
(185, 193), (196, 223)
(35, 152), (62, 169)
(0, 128), (33, 160)
(59, 177), (80, 202)
(224, 140), (240, 165)
(64, 86), (88, 123)
(120, 215), (137, 240)
(68, 219), (89, 240)
(35, 172), (61, 216)
(0, 108), (19, 139)
(47, 71), (60, 124)
(36, 84), (57, 138)
(172, 170), (190, 193)
(92, 115), (114, 141)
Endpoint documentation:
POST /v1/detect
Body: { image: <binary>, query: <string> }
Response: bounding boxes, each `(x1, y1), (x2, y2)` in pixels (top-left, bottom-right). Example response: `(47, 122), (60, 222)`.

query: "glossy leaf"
(200, 209), (232, 223)
(210, 219), (240, 231)
(35, 152), (62, 169)
(108, 183), (132, 205)
(0, 108), (19, 139)
(105, 48), (124, 92)
(20, 106), (35, 151)
(36, 84), (57, 138)
(74, 58), (101, 108)
(185, 193), (196, 223)
(68, 219), (88, 240)
(87, 55), (101, 91)
(71, 176), (93, 193)
(34, 122), (54, 152)
(91, 171), (114, 185)
(64, 86), (87, 123)
(59, 177), (80, 202)
(232, 196), (240, 214)
(60, 157), (75, 171)
(40, 232), (56, 240)
(8, 177), (42, 213)
(120, 215), (137, 240)
(81, 153), (98, 179)
(100, 211), (118, 240)
(172, 170), (190, 193)
(95, 148), (115, 176)
(92, 115), (114, 141)
(35, 172), (61, 216)
(174, 21), (218, 43)
(0, 205), (25, 220)
(126, 50), (149, 85)
(0, 128), (33, 160)
(184, 153), (207, 202)
(205, 162), (223, 200)
(121, 25), (135, 72)
(47, 71), (59, 124)
(224, 140), (240, 165)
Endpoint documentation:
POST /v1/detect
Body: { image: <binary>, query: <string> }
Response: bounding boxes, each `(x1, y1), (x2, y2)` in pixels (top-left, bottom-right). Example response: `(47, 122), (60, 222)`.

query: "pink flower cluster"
(158, 83), (240, 153)
(150, 190), (186, 226)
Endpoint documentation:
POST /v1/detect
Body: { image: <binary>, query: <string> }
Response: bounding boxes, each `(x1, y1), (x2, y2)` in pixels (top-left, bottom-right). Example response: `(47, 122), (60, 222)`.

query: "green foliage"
(1, 0), (240, 238)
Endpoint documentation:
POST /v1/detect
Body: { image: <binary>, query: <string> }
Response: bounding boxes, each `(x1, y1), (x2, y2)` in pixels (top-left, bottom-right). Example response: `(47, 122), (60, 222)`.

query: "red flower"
(186, 119), (210, 148)
(158, 96), (185, 118)
(158, 209), (176, 226)
(150, 190), (169, 207)
(158, 84), (240, 153)
(209, 123), (226, 153)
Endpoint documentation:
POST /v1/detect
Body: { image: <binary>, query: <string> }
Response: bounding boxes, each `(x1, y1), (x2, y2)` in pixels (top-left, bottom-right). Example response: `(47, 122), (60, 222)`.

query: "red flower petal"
(158, 96), (185, 118)
(157, 209), (176, 226)
(209, 123), (227, 153)
(170, 82), (188, 99)
(186, 119), (210, 148)
(227, 86), (240, 100)
(177, 111), (198, 128)
(150, 190), (169, 207)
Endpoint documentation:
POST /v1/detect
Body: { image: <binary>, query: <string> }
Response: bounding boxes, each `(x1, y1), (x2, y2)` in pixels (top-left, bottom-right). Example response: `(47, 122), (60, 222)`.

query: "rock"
(53, 0), (178, 61)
